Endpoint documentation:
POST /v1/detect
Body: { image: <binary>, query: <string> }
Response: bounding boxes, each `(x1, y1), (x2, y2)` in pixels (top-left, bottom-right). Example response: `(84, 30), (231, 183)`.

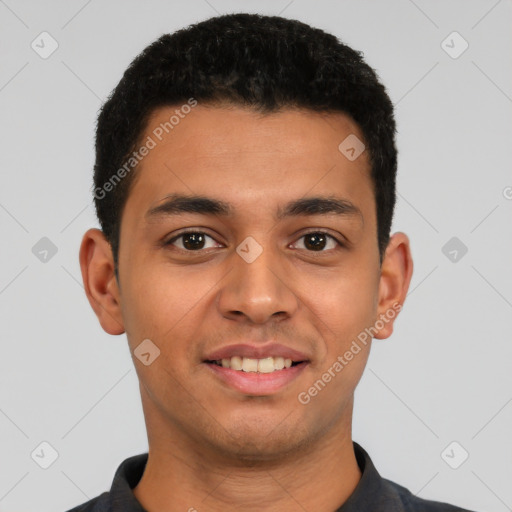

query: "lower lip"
(204, 362), (308, 395)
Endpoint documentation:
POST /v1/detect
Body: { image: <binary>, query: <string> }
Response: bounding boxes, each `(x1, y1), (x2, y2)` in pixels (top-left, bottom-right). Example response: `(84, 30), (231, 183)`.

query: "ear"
(373, 232), (413, 340)
(79, 228), (125, 335)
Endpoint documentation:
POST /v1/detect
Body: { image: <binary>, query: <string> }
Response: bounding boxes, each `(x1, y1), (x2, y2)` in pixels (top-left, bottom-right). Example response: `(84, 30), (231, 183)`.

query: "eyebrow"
(145, 193), (363, 222)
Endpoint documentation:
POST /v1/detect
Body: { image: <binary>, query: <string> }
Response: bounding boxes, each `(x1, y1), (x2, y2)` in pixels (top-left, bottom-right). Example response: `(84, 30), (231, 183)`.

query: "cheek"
(120, 268), (210, 397)
(298, 276), (374, 413)
(120, 263), (218, 353)
(300, 263), (379, 340)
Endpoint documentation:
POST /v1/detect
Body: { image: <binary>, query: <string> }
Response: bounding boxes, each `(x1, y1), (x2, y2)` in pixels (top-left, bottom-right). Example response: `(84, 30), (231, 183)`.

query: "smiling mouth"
(205, 356), (306, 373)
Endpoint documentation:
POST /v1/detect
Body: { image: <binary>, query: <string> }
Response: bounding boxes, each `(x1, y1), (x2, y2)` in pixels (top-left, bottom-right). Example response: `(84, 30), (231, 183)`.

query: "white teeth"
(230, 356), (243, 371)
(257, 357), (275, 373)
(215, 356), (300, 372)
(242, 357), (258, 372)
(274, 356), (285, 370)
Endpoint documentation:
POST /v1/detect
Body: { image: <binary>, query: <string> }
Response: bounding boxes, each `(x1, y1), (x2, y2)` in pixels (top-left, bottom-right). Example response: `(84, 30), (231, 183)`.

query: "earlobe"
(374, 232), (414, 340)
(79, 228), (125, 335)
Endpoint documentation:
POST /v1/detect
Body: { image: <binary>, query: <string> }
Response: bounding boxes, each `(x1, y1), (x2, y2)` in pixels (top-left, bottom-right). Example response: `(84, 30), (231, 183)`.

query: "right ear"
(79, 228), (125, 335)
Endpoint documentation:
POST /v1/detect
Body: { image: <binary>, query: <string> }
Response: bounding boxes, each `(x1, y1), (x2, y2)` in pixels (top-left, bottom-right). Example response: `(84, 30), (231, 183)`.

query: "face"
(81, 104), (412, 463)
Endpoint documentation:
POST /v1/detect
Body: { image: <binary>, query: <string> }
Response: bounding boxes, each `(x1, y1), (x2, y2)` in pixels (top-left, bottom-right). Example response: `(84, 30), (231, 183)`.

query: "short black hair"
(93, 13), (397, 276)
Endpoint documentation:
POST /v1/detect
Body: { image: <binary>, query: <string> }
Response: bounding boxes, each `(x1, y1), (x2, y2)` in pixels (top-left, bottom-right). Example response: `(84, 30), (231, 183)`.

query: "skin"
(79, 104), (413, 512)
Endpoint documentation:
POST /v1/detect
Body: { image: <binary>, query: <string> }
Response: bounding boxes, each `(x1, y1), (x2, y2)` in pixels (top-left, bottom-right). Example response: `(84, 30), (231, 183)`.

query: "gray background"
(1, 1), (511, 511)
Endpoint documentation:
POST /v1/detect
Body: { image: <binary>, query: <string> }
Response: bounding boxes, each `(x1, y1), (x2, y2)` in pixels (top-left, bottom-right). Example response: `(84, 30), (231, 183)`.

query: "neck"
(133, 402), (361, 512)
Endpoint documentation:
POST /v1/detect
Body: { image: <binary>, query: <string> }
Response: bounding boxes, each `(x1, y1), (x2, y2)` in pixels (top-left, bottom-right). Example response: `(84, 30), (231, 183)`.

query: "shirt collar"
(108, 441), (400, 511)
(336, 442), (403, 511)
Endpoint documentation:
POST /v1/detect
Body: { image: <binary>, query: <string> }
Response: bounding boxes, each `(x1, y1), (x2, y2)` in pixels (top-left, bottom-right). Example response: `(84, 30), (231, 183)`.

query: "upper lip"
(204, 343), (310, 362)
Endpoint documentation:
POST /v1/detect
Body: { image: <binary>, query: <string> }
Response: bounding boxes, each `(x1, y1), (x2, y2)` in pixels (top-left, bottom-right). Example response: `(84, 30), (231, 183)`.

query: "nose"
(216, 241), (299, 325)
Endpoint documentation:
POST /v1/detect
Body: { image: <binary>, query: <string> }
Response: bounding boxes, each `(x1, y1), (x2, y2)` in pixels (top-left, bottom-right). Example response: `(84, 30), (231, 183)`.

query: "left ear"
(373, 232), (414, 339)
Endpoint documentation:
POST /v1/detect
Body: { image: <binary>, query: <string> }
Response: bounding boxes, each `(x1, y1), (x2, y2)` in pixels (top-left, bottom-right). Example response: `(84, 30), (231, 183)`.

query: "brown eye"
(293, 231), (341, 252)
(167, 231), (220, 251)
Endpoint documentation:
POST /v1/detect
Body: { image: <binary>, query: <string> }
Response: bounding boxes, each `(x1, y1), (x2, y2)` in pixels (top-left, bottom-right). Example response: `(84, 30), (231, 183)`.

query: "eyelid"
(291, 229), (345, 249)
(164, 228), (346, 251)
(165, 228), (223, 246)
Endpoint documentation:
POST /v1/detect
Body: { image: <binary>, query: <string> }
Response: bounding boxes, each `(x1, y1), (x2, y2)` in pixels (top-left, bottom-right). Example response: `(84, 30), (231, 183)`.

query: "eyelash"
(165, 229), (344, 253)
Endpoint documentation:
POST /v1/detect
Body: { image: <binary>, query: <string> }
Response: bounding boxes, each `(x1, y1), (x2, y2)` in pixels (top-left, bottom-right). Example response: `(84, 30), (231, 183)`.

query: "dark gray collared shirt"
(65, 442), (476, 511)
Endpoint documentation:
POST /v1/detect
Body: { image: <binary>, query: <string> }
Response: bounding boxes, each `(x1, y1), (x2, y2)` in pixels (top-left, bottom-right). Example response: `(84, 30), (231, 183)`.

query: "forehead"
(125, 104), (374, 223)
(143, 104), (367, 161)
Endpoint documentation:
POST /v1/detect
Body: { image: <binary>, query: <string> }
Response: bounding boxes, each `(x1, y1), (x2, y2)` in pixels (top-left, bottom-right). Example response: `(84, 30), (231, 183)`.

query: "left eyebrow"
(276, 196), (363, 222)
(145, 193), (363, 223)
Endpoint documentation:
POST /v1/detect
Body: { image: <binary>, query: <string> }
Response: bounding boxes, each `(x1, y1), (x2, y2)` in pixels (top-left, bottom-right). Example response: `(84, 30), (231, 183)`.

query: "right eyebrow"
(145, 194), (233, 220)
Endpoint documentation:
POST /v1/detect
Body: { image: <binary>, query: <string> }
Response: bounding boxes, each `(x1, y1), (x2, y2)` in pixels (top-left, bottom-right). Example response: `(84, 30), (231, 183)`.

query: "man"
(69, 13), (476, 512)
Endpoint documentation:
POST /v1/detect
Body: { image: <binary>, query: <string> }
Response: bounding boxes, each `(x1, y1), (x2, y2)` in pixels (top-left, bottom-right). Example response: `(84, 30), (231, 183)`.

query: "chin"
(208, 420), (315, 464)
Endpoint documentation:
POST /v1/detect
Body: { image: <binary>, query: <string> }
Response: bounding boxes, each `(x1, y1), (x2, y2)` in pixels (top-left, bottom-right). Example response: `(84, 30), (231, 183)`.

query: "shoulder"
(63, 452), (148, 512)
(64, 492), (110, 512)
(350, 442), (477, 512)
(382, 477), (477, 512)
